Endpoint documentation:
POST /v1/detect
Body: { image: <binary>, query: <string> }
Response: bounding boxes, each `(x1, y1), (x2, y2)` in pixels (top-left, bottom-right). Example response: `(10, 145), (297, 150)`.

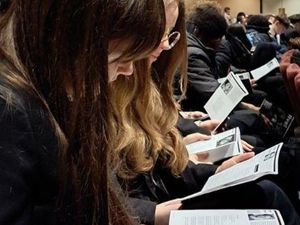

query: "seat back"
(287, 63), (300, 123)
(280, 50), (300, 123)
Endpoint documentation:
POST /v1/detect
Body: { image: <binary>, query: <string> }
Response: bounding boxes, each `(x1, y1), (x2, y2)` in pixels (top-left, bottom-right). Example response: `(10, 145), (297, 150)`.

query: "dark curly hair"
(187, 2), (227, 44)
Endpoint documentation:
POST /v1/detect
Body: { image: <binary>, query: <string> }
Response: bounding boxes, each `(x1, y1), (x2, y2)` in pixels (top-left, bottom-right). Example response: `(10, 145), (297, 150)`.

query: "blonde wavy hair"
(110, 0), (189, 180)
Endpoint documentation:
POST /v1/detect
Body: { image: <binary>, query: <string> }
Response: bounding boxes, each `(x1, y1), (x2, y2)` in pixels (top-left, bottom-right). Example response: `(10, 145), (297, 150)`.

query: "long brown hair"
(111, 0), (189, 180)
(0, 0), (165, 224)
(153, 0), (188, 102)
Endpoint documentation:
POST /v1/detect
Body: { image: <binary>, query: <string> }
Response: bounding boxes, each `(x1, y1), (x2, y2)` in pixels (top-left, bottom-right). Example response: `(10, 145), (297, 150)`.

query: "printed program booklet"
(218, 72), (252, 94)
(181, 143), (282, 201)
(169, 209), (285, 225)
(204, 72), (248, 131)
(186, 127), (243, 163)
(250, 58), (279, 81)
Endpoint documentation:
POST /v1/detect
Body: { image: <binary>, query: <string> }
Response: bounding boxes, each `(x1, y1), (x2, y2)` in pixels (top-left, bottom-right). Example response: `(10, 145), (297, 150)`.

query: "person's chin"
(109, 75), (117, 82)
(149, 55), (157, 64)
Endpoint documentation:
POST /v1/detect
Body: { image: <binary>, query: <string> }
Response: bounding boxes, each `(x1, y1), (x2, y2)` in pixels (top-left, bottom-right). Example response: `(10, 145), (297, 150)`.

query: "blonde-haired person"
(0, 0), (166, 224)
(111, 1), (300, 225)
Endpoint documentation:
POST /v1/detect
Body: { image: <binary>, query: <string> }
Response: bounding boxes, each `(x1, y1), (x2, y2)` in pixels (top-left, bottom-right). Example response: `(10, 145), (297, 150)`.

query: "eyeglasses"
(161, 31), (181, 50)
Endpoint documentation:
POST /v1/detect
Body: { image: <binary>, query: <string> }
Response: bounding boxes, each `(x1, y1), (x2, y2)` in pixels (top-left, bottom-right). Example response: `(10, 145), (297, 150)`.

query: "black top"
(0, 78), (59, 225)
(120, 162), (217, 225)
(181, 33), (220, 111)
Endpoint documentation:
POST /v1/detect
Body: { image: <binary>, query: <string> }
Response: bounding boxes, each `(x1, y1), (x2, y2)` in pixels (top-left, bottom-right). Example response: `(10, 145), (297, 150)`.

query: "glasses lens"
(168, 32), (180, 49)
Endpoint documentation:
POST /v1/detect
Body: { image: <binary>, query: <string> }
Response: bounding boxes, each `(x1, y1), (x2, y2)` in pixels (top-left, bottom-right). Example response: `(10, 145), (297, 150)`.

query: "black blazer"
(120, 162), (217, 225)
(176, 115), (210, 137)
(0, 83), (59, 225)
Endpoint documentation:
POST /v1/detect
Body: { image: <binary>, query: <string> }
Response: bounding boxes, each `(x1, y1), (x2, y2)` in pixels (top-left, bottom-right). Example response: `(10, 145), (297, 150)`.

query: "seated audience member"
(0, 0), (166, 224)
(269, 15), (290, 40)
(246, 14), (289, 58)
(250, 42), (292, 113)
(283, 14), (300, 43)
(269, 15), (290, 55)
(227, 23), (252, 51)
(224, 6), (232, 25)
(227, 14), (290, 112)
(236, 11), (247, 26)
(246, 14), (273, 48)
(289, 14), (300, 36)
(111, 1), (300, 225)
(180, 2), (272, 143)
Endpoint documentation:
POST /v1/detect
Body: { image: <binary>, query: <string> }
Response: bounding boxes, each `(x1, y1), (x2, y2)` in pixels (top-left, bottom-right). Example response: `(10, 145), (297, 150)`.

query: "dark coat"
(176, 115), (210, 137)
(122, 159), (300, 225)
(0, 79), (59, 225)
(121, 162), (217, 225)
(245, 28), (272, 46)
(181, 32), (220, 111)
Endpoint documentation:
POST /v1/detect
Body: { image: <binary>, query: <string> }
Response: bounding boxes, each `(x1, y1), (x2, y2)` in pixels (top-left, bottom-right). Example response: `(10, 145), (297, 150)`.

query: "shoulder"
(0, 78), (59, 184)
(0, 83), (50, 136)
(187, 35), (210, 61)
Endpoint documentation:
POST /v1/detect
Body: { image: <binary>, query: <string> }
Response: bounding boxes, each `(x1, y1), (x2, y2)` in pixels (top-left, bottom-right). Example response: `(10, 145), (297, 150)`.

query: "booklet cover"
(218, 72), (252, 94)
(205, 72), (248, 131)
(169, 209), (285, 225)
(186, 128), (243, 163)
(259, 99), (294, 139)
(181, 143), (282, 201)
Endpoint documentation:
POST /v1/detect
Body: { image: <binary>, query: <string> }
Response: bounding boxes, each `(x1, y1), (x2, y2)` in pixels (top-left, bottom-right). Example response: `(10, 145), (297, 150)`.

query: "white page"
(200, 143), (281, 194)
(251, 58), (279, 81)
(169, 210), (284, 225)
(186, 128), (242, 162)
(204, 72), (248, 123)
(234, 72), (248, 93)
(181, 143), (282, 201)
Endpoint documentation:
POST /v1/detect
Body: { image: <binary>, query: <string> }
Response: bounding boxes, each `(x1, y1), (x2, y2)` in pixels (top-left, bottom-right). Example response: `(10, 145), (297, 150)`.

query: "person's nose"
(160, 38), (171, 50)
(118, 61), (134, 76)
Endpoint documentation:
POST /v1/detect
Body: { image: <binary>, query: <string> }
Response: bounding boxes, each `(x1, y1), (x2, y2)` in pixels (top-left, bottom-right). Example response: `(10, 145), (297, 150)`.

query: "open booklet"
(169, 209), (285, 225)
(250, 58), (279, 81)
(218, 72), (252, 94)
(181, 143), (282, 201)
(204, 72), (248, 131)
(186, 127), (243, 163)
(218, 58), (279, 84)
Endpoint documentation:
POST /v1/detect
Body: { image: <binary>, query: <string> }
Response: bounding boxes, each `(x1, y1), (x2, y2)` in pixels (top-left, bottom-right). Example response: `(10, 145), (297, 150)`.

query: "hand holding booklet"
(169, 209), (285, 225)
(186, 127), (243, 163)
(181, 143), (282, 201)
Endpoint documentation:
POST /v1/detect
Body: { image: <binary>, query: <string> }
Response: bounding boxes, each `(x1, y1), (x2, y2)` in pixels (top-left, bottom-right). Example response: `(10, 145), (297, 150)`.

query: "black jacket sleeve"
(177, 116), (211, 137)
(128, 197), (157, 225)
(0, 97), (58, 225)
(187, 47), (219, 102)
(215, 40), (233, 77)
(181, 162), (218, 192)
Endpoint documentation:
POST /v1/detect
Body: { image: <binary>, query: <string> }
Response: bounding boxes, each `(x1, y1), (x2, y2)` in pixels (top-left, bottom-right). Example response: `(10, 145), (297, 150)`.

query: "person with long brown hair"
(0, 0), (166, 224)
(111, 1), (300, 225)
